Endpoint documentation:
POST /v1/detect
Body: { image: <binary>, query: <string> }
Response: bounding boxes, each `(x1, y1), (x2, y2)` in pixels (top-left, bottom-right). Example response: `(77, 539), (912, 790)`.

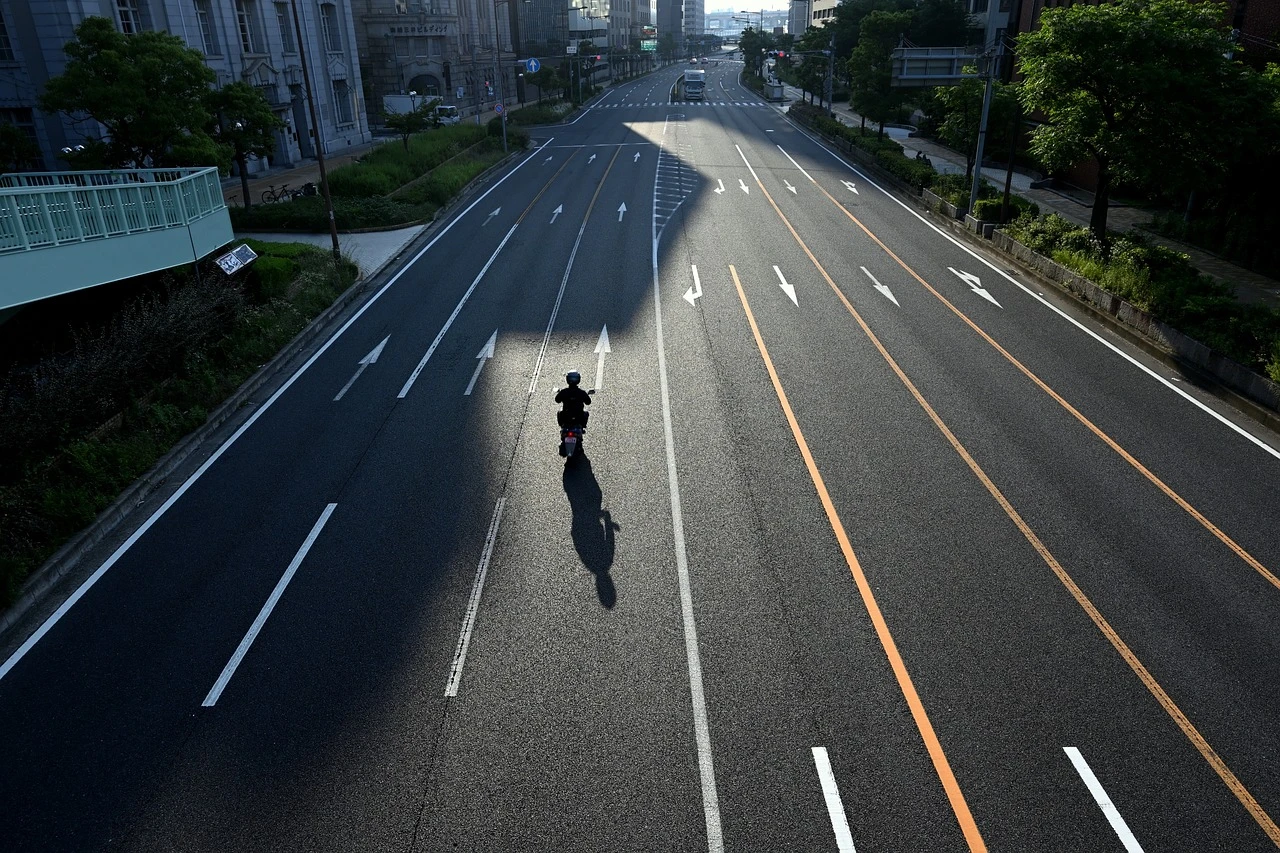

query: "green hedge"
(507, 101), (574, 125)
(1004, 214), (1280, 380)
(789, 103), (936, 190)
(231, 195), (435, 231)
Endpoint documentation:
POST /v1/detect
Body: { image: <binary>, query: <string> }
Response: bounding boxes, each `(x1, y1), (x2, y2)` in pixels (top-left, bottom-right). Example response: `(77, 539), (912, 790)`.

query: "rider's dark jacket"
(555, 385), (592, 423)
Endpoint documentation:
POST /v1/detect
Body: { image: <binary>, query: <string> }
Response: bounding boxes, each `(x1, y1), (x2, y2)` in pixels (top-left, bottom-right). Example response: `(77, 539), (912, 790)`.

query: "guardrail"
(0, 167), (226, 254)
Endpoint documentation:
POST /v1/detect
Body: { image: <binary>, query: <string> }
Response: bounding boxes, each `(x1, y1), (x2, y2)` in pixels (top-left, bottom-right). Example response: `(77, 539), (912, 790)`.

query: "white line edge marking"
(444, 497), (506, 697)
(202, 502), (337, 707)
(812, 747), (857, 853)
(787, 121), (1280, 461)
(777, 144), (817, 183)
(652, 135), (724, 853)
(400, 221), (520, 398)
(0, 138), (554, 684)
(1064, 747), (1145, 853)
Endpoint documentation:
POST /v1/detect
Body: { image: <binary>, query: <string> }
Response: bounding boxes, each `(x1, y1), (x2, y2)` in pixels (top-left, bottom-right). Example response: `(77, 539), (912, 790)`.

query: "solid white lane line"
(792, 122), (1280, 461)
(652, 148), (724, 853)
(202, 503), (337, 707)
(1064, 747), (1145, 853)
(0, 139), (552, 685)
(777, 145), (817, 184)
(812, 747), (857, 853)
(399, 221), (520, 398)
(444, 497), (506, 697)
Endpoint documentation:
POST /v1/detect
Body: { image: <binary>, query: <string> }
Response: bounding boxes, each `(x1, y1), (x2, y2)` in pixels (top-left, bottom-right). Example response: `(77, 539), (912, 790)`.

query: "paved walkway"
(782, 85), (1280, 311)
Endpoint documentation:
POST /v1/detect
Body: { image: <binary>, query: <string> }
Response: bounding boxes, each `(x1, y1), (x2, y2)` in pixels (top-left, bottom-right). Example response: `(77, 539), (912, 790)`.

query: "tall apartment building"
(657, 0), (682, 54)
(0, 0), (370, 173)
(683, 0), (703, 46)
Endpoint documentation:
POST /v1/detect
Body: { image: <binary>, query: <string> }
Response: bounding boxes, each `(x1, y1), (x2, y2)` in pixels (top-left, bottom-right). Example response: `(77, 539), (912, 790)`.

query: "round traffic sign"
(525, 57), (541, 73)
(494, 102), (504, 114)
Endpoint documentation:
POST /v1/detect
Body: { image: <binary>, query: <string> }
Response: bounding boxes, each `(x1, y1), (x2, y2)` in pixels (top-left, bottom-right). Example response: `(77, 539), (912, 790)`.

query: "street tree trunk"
(1091, 157), (1111, 252)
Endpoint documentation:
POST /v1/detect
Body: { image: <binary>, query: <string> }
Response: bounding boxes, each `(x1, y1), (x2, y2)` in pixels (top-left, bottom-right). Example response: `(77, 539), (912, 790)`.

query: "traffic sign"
(525, 57), (541, 73)
(494, 102), (504, 115)
(566, 45), (578, 54)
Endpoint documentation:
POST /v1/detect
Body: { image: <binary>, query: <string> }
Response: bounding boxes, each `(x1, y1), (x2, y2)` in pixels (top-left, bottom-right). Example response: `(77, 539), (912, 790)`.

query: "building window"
(396, 0), (409, 11)
(0, 10), (14, 62)
(194, 0), (219, 54)
(117, 0), (145, 34)
(332, 79), (353, 124)
(236, 0), (262, 53)
(320, 3), (342, 53)
(276, 2), (296, 52)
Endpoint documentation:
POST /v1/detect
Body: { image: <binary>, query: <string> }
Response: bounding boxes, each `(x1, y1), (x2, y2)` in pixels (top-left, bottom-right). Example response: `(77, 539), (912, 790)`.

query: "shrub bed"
(789, 102), (935, 190)
(507, 101), (575, 125)
(0, 242), (359, 608)
(1003, 214), (1280, 380)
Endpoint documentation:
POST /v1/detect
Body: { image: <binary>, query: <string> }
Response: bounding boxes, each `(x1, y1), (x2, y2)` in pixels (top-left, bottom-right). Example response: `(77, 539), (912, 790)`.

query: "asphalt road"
(3, 59), (1279, 852)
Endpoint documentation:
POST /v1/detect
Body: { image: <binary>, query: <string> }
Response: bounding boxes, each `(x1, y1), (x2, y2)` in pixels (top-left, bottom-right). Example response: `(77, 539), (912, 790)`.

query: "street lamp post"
(491, 0), (530, 152)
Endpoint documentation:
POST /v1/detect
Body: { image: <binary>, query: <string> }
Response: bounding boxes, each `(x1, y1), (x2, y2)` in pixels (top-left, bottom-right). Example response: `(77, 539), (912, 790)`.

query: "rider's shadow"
(562, 455), (620, 609)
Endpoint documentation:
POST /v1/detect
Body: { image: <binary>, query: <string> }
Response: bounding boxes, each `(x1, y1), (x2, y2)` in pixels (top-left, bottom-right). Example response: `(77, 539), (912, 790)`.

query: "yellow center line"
(744, 159), (1280, 846)
(514, 149), (580, 223)
(728, 264), (987, 852)
(805, 174), (1280, 593)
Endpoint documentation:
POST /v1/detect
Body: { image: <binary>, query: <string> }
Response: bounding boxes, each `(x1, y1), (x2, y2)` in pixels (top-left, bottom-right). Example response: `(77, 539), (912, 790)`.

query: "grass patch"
(0, 242), (358, 609)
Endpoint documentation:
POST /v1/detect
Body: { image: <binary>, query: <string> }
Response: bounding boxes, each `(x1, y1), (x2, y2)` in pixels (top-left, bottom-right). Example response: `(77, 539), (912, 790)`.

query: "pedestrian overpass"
(0, 167), (233, 315)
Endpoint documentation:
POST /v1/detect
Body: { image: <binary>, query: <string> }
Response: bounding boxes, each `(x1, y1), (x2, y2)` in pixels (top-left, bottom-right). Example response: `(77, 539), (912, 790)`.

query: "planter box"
(923, 188), (962, 220)
(964, 213), (995, 239)
(992, 229), (1280, 412)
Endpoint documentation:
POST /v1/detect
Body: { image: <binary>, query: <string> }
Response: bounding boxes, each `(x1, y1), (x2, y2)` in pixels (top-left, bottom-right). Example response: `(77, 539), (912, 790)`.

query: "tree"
(931, 67), (1016, 182)
(848, 10), (913, 137)
(384, 98), (441, 151)
(1017, 0), (1242, 244)
(528, 67), (559, 103)
(40, 17), (224, 170)
(207, 82), (284, 209)
(0, 123), (40, 172)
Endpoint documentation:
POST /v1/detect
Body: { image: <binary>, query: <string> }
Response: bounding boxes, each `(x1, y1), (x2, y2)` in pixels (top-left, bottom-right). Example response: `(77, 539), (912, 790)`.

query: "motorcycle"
(557, 389), (595, 460)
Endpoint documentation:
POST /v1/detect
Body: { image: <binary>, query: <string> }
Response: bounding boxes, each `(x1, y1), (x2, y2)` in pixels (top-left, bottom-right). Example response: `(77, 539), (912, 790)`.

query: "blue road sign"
(525, 57), (541, 73)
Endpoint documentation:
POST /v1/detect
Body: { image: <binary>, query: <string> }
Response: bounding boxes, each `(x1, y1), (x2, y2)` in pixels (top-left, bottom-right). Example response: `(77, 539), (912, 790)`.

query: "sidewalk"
(781, 84), (1280, 311)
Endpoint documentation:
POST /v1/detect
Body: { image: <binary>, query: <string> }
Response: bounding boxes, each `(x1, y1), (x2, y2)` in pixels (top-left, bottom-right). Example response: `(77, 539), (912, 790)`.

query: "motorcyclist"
(555, 370), (592, 430)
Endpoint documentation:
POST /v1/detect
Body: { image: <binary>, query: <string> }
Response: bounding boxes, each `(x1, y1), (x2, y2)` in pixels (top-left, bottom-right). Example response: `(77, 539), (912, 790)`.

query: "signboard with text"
(641, 39), (657, 51)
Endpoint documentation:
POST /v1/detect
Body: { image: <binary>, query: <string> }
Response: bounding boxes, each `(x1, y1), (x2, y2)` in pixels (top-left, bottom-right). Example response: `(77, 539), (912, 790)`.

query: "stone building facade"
(0, 0), (370, 173)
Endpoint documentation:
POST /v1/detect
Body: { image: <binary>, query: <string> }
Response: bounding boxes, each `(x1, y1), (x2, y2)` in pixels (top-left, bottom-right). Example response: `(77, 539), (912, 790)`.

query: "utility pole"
(967, 8), (1002, 218)
(288, 0), (341, 268)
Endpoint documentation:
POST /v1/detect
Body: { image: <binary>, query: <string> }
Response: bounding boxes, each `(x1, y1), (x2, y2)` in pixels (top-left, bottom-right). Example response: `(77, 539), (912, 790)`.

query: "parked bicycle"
(260, 183), (292, 204)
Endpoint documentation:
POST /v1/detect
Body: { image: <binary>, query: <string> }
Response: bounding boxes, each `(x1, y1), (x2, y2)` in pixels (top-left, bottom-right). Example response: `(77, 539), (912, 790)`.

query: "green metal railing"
(0, 167), (225, 253)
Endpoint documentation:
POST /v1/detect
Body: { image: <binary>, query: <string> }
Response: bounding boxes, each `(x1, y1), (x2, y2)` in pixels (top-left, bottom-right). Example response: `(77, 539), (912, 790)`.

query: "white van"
(435, 105), (461, 125)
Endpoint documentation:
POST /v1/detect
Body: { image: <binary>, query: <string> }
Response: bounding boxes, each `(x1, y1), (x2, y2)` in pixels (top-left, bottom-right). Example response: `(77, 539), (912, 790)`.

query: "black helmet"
(566, 371), (581, 385)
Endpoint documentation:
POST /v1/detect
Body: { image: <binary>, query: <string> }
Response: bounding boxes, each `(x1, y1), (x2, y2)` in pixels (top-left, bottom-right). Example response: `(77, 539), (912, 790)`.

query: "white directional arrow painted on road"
(773, 265), (798, 306)
(333, 335), (389, 401)
(594, 325), (611, 390)
(588, 153), (597, 164)
(550, 204), (563, 224)
(633, 151), (641, 162)
(739, 178), (750, 194)
(949, 267), (1003, 308)
(543, 155), (553, 164)
(714, 179), (726, 195)
(784, 180), (797, 194)
(464, 330), (498, 395)
(484, 208), (500, 226)
(860, 266), (899, 307)
(617, 202), (627, 221)
(842, 180), (859, 195)
(683, 264), (703, 306)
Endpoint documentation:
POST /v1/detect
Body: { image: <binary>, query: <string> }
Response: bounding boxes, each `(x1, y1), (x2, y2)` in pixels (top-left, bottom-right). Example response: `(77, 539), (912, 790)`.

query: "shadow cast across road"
(562, 452), (620, 608)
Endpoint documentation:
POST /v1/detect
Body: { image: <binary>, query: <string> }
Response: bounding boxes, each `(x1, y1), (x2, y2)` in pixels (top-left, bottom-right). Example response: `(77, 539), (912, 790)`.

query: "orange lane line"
(808, 178), (1280, 593)
(748, 167), (1280, 847)
(728, 264), (989, 853)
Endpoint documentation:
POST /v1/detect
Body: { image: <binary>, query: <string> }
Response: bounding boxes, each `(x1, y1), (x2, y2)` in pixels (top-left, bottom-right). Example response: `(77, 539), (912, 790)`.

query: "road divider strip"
(445, 497), (506, 697)
(653, 138), (724, 853)
(728, 263), (986, 852)
(737, 146), (1280, 847)
(202, 503), (337, 707)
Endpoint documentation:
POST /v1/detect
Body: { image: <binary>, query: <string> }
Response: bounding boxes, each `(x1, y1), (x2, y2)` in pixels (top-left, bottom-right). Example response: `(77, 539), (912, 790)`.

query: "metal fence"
(0, 167), (226, 254)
